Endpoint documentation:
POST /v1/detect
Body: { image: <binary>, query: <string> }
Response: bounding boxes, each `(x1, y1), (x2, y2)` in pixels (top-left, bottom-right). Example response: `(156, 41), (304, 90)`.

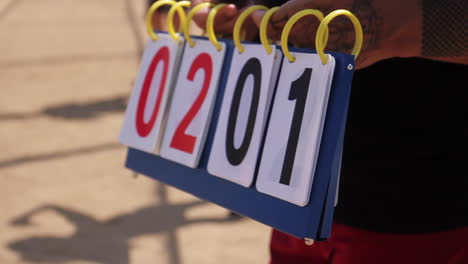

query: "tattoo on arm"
(270, 0), (382, 63)
(262, 0), (465, 63)
(326, 0), (382, 63)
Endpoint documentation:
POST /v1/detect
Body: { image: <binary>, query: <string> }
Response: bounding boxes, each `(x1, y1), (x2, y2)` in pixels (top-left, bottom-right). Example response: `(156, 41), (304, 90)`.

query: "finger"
(222, 5), (263, 41)
(210, 4), (238, 35)
(289, 18), (320, 48)
(251, 0), (327, 42)
(213, 18), (236, 36)
(251, 10), (276, 41)
(190, 0), (204, 5)
(251, 9), (283, 42)
(218, 3), (238, 19)
(304, 238), (315, 246)
(242, 18), (260, 41)
(232, 15), (260, 41)
(192, 3), (238, 32)
(253, 4), (326, 48)
(191, 5), (210, 30)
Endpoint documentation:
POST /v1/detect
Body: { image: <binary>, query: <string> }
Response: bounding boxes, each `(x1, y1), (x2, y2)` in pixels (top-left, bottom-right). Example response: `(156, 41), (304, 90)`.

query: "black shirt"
(334, 58), (468, 233)
(259, 0), (468, 233)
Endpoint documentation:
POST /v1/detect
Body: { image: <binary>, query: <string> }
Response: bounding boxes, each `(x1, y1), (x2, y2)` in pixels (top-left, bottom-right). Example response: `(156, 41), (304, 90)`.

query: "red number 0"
(136, 46), (170, 137)
(170, 53), (213, 153)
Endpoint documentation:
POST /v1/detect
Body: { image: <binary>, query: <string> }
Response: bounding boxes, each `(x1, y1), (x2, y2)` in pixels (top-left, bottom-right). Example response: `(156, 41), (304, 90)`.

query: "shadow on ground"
(8, 184), (243, 264)
(0, 94), (130, 169)
(0, 95), (128, 121)
(0, 142), (122, 169)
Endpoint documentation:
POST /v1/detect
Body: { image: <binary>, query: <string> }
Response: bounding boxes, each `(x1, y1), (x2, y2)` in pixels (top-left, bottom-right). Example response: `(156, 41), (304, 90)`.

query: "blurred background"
(0, 0), (270, 263)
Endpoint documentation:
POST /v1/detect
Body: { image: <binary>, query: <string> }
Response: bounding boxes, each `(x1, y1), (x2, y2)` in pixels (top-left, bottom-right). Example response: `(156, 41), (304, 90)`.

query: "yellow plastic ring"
(146, 0), (176, 41)
(280, 9), (328, 63)
(207, 4), (227, 51)
(233, 5), (269, 53)
(259, 7), (280, 54)
(184, 2), (215, 47)
(316, 9), (363, 64)
(167, 1), (191, 41)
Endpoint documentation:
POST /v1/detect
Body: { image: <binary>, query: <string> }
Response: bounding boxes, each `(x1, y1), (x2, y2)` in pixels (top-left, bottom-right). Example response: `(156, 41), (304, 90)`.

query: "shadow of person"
(41, 96), (127, 119)
(0, 95), (128, 121)
(8, 186), (241, 264)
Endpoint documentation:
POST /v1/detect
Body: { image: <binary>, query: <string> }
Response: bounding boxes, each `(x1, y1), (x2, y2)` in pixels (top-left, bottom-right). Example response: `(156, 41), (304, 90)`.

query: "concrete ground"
(0, 0), (270, 263)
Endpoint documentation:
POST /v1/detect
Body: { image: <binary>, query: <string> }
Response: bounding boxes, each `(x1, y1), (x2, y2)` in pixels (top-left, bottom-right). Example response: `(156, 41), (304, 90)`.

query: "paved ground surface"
(0, 0), (270, 263)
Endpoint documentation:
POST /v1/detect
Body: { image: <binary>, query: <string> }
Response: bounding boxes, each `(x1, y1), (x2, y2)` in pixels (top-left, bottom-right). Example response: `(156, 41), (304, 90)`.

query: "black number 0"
(225, 58), (262, 166)
(280, 68), (312, 185)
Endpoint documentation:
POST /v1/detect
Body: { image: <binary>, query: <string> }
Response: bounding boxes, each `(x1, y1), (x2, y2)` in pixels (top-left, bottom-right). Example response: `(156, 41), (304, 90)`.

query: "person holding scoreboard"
(191, 0), (468, 263)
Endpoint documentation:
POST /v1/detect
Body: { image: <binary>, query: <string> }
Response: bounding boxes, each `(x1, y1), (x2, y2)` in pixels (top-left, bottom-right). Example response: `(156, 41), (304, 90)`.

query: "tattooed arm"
(192, 0), (467, 68)
(251, 0), (467, 68)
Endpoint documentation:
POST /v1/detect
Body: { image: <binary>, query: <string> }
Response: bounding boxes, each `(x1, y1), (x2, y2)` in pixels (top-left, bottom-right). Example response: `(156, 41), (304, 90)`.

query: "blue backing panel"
(126, 40), (354, 239)
(316, 52), (355, 239)
(269, 48), (354, 238)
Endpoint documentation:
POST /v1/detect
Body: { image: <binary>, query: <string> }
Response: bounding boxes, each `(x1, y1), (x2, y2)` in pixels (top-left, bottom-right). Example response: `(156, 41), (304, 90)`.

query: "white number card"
(207, 44), (282, 187)
(119, 34), (183, 154)
(256, 53), (336, 206)
(160, 40), (226, 168)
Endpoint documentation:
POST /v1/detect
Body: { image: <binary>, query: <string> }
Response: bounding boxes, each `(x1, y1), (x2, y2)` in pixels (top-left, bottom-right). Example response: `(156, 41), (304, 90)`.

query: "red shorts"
(270, 223), (468, 264)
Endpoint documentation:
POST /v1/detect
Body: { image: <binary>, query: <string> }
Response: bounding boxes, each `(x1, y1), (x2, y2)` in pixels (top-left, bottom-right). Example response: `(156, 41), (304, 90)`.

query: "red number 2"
(136, 46), (170, 137)
(170, 53), (213, 153)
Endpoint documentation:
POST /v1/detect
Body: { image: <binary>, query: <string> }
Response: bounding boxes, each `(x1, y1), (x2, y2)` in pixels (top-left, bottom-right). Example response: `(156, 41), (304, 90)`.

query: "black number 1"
(225, 58), (262, 166)
(279, 68), (312, 185)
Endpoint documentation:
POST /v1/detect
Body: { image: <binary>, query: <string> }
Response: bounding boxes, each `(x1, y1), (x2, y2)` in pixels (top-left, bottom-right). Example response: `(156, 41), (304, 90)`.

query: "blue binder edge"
(315, 52), (354, 239)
